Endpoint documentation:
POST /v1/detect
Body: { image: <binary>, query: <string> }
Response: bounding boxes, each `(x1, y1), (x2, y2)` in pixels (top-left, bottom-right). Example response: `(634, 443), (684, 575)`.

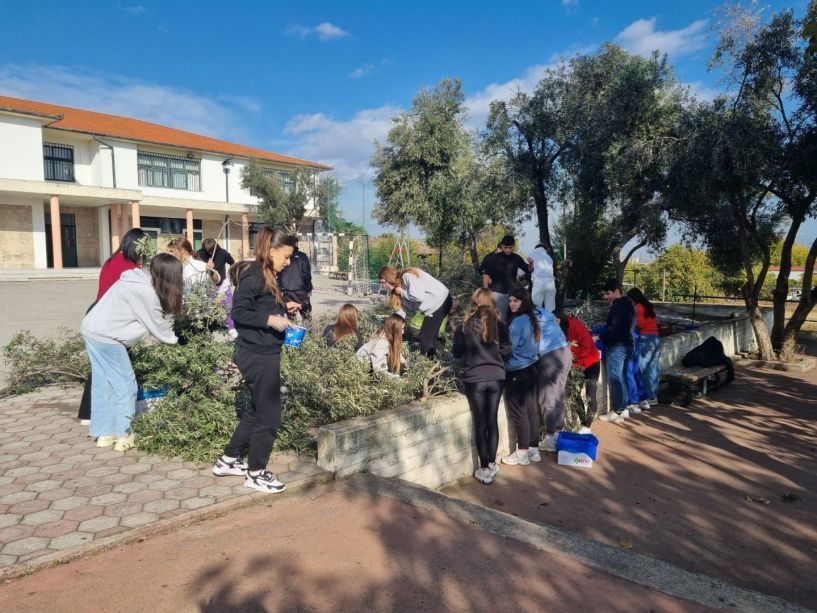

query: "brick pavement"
(0, 384), (326, 573)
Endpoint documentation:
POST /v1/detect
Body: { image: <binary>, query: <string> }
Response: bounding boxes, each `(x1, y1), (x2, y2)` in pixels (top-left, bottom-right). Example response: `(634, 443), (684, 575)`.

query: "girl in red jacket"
(554, 308), (601, 433)
(627, 288), (660, 406)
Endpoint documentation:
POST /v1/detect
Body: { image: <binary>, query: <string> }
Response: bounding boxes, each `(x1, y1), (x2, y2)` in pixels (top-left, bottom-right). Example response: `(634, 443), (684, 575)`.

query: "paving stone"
(104, 502), (145, 518)
(142, 499), (179, 514)
(94, 526), (129, 540)
(198, 485), (235, 498)
(105, 455), (138, 467)
(63, 477), (98, 489)
(119, 463), (151, 475)
(0, 483), (25, 497)
(136, 456), (163, 465)
(36, 487), (75, 502)
(125, 489), (163, 504)
(185, 476), (218, 488)
(78, 515), (119, 533)
(159, 508), (188, 520)
(0, 514), (21, 529)
(0, 454), (21, 463)
(48, 532), (93, 551)
(63, 454), (94, 464)
(24, 479), (65, 493)
(33, 519), (80, 538)
(0, 477), (15, 488)
(21, 510), (64, 526)
(180, 497), (216, 510)
(63, 505), (104, 522)
(88, 492), (126, 506)
(163, 486), (199, 501)
(1, 536), (50, 556)
(13, 472), (50, 486)
(0, 490), (37, 505)
(94, 450), (124, 460)
(120, 512), (159, 528)
(75, 484), (110, 497)
(17, 449), (50, 459)
(85, 466), (119, 478)
(5, 466), (39, 478)
(145, 478), (181, 492)
(41, 444), (72, 453)
(0, 523), (35, 543)
(8, 498), (50, 515)
(231, 484), (251, 496)
(166, 468), (197, 480)
(50, 496), (90, 512)
(2, 442), (32, 451)
(16, 550), (52, 564)
(100, 473), (133, 487)
(112, 481), (147, 495)
(0, 554), (16, 568)
(3, 425), (34, 434)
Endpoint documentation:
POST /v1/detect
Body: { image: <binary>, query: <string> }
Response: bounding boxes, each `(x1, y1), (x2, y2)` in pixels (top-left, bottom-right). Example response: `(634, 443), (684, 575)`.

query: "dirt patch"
(444, 341), (817, 609)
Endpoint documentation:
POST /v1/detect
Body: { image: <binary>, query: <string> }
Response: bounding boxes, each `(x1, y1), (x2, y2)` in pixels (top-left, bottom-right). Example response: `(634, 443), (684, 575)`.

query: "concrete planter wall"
(318, 306), (772, 489)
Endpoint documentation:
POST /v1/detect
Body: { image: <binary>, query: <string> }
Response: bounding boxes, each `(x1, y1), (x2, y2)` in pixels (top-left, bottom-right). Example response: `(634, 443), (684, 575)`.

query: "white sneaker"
(599, 411), (625, 423)
(80, 419), (91, 425)
(539, 434), (557, 453)
(474, 467), (494, 484)
(95, 435), (117, 448)
(627, 404), (642, 415)
(487, 463), (499, 478)
(639, 400), (650, 410)
(212, 456), (249, 477)
(528, 448), (542, 462)
(501, 450), (531, 466)
(578, 426), (593, 435)
(245, 470), (286, 494)
(620, 409), (631, 419)
(113, 434), (135, 452)
(647, 398), (659, 406)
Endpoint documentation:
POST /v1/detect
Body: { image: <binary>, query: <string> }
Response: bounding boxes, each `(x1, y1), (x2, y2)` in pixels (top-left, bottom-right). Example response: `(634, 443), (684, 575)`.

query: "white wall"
(0, 114), (45, 181)
(41, 129), (95, 186)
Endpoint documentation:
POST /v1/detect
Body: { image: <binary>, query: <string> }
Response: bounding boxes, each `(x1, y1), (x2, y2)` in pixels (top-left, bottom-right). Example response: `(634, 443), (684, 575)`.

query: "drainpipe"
(93, 136), (117, 188)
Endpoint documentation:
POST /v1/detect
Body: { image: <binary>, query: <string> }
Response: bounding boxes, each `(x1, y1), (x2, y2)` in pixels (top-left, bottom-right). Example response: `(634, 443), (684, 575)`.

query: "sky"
(1, 0), (813, 255)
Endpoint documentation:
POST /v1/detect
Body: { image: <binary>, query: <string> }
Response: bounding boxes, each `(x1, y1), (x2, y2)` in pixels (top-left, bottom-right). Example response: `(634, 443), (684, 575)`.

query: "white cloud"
(615, 18), (709, 58)
(0, 64), (261, 142)
(287, 22), (349, 42)
(349, 63), (375, 79)
(118, 4), (146, 16)
(284, 106), (400, 180)
(562, 0), (579, 9)
(590, 16), (600, 27)
(686, 80), (721, 101)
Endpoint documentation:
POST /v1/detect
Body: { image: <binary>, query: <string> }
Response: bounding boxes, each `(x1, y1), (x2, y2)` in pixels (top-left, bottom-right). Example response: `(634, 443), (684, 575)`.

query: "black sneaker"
(212, 457), (249, 476)
(245, 470), (286, 494)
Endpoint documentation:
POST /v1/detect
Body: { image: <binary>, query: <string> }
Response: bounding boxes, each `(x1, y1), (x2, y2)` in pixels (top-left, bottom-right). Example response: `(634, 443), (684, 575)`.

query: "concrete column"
(186, 209), (194, 244)
(241, 213), (250, 259)
(49, 195), (63, 270)
(332, 233), (338, 270)
(31, 201), (47, 269)
(98, 206), (112, 263)
(110, 203), (121, 252)
(119, 202), (130, 237)
(130, 201), (141, 229)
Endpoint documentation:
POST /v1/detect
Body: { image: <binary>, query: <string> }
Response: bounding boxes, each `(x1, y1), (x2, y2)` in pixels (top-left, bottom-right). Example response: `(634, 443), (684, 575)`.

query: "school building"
(0, 95), (330, 270)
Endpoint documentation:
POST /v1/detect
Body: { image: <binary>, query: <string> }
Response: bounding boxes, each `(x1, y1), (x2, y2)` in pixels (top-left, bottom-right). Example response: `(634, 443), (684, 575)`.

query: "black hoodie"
(231, 262), (287, 354)
(453, 318), (512, 383)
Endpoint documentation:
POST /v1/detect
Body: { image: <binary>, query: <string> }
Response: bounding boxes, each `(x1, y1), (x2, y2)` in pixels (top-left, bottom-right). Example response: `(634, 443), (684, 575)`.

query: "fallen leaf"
(619, 538), (634, 550)
(745, 495), (770, 505)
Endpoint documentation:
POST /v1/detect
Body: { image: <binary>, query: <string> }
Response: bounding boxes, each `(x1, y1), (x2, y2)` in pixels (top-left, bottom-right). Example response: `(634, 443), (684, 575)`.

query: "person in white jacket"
(168, 237), (220, 286)
(529, 244), (556, 311)
(81, 253), (183, 452)
(356, 314), (407, 376)
(379, 265), (452, 357)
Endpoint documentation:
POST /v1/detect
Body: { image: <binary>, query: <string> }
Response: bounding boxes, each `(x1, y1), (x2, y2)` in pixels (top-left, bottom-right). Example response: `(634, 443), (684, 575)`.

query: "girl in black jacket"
(211, 226), (298, 494)
(453, 288), (511, 484)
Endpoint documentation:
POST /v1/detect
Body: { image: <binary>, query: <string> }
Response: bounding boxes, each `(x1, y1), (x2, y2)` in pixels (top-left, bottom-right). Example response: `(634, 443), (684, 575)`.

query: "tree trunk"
(467, 233), (480, 270)
(779, 236), (817, 358)
(771, 218), (802, 351)
(748, 302), (776, 361)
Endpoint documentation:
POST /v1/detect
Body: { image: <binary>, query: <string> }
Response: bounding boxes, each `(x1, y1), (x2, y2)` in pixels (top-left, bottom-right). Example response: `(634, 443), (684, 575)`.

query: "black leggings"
(417, 294), (453, 357)
(224, 347), (282, 471)
(464, 380), (503, 469)
(505, 365), (539, 449)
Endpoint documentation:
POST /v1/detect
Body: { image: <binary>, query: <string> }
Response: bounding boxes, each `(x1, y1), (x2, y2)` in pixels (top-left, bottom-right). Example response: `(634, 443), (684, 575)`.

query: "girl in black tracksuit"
(211, 226), (298, 494)
(453, 288), (512, 485)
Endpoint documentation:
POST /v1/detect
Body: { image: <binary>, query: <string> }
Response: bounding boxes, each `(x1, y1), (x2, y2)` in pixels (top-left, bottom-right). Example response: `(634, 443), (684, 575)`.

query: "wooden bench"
(328, 271), (348, 280)
(659, 364), (729, 406)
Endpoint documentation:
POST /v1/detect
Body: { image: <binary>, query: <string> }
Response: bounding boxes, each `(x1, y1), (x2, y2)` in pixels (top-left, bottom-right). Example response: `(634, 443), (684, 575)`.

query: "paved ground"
(0, 385), (325, 573)
(0, 477), (723, 613)
(444, 343), (817, 610)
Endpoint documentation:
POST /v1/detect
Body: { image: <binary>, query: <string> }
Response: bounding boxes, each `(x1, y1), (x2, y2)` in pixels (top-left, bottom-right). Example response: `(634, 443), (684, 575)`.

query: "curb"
(0, 470), (332, 584)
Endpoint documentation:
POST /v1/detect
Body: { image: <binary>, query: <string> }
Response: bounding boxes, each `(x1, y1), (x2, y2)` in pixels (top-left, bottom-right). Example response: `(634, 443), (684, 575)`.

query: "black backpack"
(682, 336), (734, 382)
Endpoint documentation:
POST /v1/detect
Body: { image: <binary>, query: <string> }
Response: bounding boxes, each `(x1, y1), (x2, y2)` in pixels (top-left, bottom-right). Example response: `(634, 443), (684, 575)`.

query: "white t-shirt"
(183, 258), (217, 286)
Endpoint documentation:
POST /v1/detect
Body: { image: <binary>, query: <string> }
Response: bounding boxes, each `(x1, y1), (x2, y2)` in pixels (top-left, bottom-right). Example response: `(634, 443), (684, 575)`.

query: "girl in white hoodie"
(81, 253), (183, 451)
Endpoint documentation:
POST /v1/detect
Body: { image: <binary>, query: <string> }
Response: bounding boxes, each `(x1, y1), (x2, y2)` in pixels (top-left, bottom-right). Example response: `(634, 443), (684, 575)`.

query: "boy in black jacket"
(278, 245), (313, 321)
(597, 279), (637, 422)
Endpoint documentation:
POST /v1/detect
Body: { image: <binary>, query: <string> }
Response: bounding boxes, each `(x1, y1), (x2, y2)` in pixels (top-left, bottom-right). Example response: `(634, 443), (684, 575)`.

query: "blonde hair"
(463, 288), (500, 344)
(332, 304), (360, 342)
(377, 314), (405, 374)
(379, 265), (423, 310)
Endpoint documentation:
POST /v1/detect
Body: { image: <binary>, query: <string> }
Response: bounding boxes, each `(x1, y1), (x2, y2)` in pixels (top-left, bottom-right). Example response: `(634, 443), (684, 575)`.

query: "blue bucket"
(556, 432), (599, 468)
(284, 326), (307, 348)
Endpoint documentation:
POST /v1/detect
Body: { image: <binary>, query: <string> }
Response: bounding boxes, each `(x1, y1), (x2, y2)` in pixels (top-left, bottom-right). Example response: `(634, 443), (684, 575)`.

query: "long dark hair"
(115, 228), (148, 266)
(627, 287), (656, 318)
(333, 304), (360, 342)
(149, 253), (183, 315)
(553, 307), (569, 334)
(507, 287), (540, 342)
(254, 225), (298, 304)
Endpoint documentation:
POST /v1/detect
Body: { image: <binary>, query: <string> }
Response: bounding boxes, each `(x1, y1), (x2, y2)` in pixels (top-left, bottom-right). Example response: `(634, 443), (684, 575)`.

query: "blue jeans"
(627, 336), (647, 404)
(84, 336), (137, 438)
(605, 345), (632, 412)
(639, 334), (661, 400)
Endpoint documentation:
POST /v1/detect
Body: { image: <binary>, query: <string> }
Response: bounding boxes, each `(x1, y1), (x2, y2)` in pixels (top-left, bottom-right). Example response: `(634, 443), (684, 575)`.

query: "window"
(250, 168), (294, 197)
(138, 151), (201, 191)
(43, 143), (74, 182)
(248, 222), (263, 249)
